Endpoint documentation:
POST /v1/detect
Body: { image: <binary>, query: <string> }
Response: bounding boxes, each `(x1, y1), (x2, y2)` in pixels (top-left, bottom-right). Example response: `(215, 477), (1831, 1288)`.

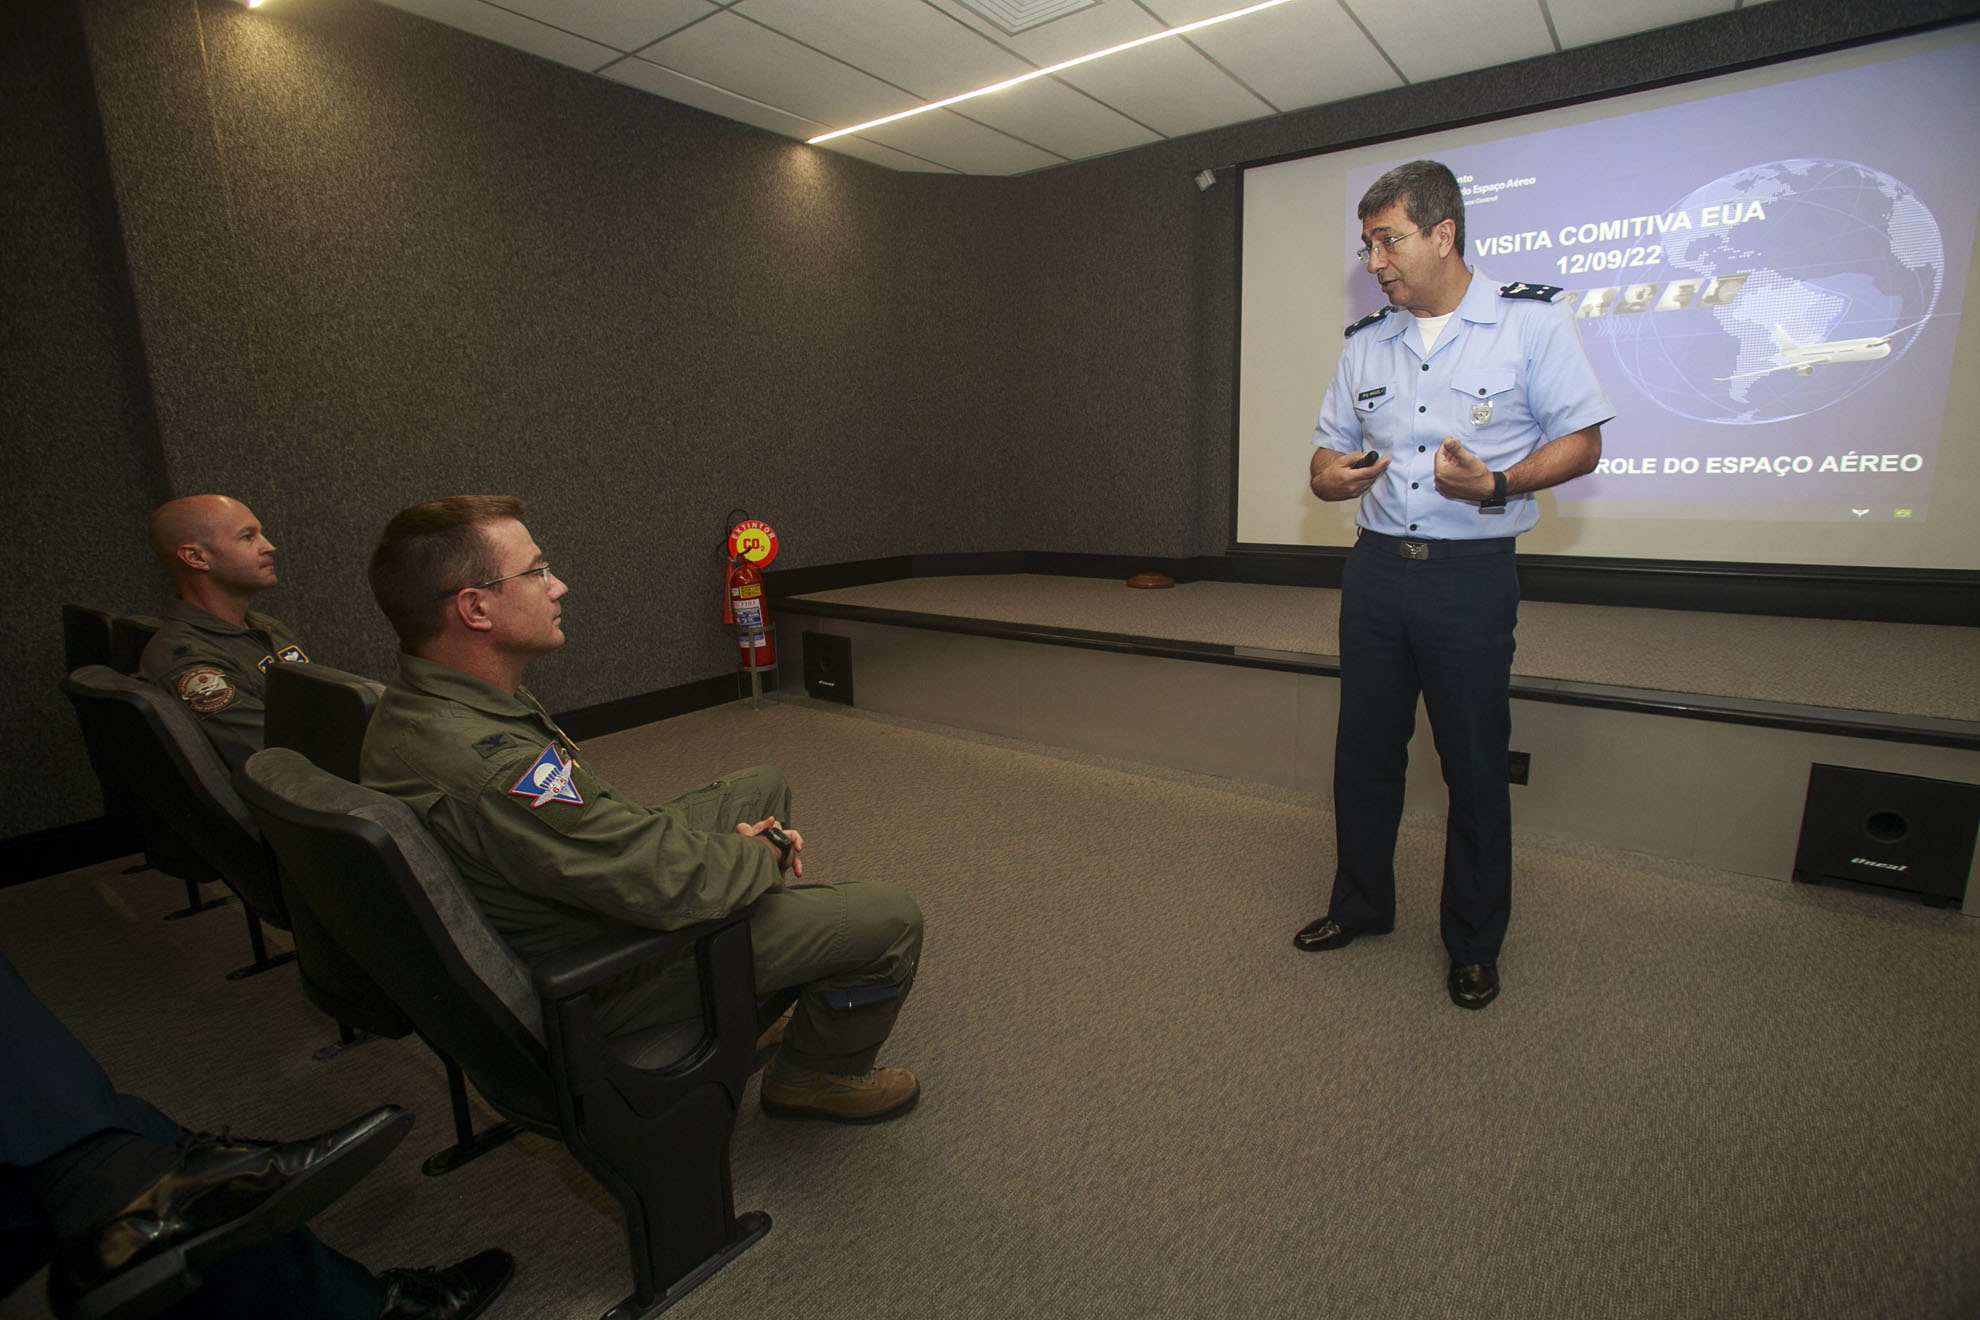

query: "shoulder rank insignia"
(1343, 306), (1394, 338)
(510, 742), (583, 809)
(256, 654), (276, 673)
(1500, 282), (1565, 303)
(276, 645), (308, 663)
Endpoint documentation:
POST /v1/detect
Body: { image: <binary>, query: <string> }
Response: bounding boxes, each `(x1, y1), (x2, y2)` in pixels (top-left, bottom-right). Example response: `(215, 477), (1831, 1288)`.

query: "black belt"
(1355, 530), (1515, 561)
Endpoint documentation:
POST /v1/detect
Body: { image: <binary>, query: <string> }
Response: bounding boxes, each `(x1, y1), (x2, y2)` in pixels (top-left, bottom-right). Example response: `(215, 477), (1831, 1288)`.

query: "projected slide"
(1339, 42), (1975, 519)
(1236, 25), (1980, 571)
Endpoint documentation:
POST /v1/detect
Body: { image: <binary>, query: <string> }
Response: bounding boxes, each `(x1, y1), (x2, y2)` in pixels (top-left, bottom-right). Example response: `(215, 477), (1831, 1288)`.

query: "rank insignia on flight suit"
(509, 743), (584, 808)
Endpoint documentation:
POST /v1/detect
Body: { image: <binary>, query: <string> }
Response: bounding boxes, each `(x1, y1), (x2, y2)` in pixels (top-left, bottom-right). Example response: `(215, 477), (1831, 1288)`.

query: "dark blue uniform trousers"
(1327, 539), (1519, 964)
(0, 954), (385, 1318)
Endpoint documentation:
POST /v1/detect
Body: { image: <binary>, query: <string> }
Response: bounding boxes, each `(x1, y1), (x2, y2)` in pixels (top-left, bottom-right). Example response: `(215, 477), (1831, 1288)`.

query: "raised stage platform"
(776, 574), (1980, 916)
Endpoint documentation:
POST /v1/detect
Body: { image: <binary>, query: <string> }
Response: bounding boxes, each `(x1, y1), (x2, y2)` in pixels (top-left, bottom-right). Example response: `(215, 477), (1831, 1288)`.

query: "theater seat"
(256, 662), (517, 1171)
(264, 663), (383, 785)
(60, 603), (117, 674)
(60, 666), (293, 980)
(105, 615), (158, 678)
(236, 747), (772, 1319)
(61, 605), (225, 918)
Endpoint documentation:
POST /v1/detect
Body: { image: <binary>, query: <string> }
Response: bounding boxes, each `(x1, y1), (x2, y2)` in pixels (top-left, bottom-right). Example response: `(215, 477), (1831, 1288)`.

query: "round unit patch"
(175, 666), (238, 714)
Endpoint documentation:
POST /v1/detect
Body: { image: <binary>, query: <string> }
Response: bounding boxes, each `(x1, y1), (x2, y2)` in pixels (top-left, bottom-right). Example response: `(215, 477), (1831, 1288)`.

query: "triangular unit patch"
(509, 743), (584, 808)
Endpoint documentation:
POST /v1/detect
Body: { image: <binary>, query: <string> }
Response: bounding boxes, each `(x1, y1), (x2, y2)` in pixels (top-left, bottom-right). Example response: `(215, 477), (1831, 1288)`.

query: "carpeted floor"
(4, 695), (1977, 1319)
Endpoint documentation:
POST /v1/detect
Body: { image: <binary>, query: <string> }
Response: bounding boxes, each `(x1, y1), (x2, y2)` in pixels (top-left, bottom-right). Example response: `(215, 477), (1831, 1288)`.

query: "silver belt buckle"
(1401, 539), (1430, 560)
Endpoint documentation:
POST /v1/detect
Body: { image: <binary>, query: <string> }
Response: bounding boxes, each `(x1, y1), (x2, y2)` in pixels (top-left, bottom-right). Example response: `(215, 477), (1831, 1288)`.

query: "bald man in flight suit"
(139, 495), (310, 770)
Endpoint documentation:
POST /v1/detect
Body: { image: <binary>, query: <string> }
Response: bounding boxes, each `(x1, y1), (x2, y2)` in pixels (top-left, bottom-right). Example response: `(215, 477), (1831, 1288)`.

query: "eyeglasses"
(1356, 226), (1428, 263)
(445, 563), (553, 597)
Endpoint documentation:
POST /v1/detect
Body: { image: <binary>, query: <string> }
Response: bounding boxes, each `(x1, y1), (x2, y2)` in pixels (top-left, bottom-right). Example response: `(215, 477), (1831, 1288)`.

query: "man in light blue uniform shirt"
(1293, 160), (1613, 1009)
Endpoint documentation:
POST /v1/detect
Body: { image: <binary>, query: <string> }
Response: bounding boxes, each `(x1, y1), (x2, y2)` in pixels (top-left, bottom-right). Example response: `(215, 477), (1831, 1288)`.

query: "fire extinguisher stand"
(725, 510), (781, 709)
(738, 626), (776, 708)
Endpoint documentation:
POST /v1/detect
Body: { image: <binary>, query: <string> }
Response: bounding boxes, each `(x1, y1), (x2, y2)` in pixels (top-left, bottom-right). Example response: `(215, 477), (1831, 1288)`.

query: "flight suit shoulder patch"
(174, 666), (237, 715)
(507, 742), (585, 810)
(489, 742), (607, 838)
(1344, 306), (1393, 338)
(1500, 281), (1566, 303)
(276, 645), (308, 663)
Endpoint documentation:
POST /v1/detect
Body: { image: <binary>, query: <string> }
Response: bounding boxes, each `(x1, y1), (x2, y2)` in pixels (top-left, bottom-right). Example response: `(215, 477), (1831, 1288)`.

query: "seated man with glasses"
(359, 496), (923, 1124)
(140, 495), (313, 769)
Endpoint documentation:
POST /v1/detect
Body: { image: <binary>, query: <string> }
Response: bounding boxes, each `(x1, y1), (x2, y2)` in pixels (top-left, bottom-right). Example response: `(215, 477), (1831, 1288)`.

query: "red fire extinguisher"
(724, 515), (779, 670)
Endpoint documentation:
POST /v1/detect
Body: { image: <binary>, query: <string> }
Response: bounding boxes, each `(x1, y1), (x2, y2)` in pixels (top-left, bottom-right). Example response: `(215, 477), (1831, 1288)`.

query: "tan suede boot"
(759, 1061), (919, 1124)
(754, 1006), (793, 1055)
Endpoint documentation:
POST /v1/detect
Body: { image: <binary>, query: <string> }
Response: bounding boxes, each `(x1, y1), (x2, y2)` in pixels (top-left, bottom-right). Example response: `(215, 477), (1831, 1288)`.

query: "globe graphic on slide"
(1601, 158), (1944, 424)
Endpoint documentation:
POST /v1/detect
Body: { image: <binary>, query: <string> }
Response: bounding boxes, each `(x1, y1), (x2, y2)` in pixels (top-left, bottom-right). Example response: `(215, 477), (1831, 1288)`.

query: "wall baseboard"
(554, 671), (777, 742)
(1, 818), (138, 885)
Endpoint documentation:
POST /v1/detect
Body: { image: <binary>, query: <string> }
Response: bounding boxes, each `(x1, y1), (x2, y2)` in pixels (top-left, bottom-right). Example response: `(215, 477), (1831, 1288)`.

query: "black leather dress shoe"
(1292, 917), (1391, 952)
(380, 1247), (516, 1319)
(1448, 961), (1500, 1010)
(54, 1105), (413, 1306)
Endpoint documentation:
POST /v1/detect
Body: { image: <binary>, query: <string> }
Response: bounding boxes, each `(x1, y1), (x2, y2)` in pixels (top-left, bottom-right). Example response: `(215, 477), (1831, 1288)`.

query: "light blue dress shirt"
(1312, 269), (1614, 540)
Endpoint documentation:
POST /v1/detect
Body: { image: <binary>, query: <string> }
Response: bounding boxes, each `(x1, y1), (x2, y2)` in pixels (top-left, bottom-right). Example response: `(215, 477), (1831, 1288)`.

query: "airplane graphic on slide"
(1718, 318), (1930, 380)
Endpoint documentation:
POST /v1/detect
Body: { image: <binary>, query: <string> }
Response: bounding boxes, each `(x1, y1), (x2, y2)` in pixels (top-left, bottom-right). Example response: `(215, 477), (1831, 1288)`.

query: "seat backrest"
(61, 603), (117, 673)
(107, 614), (160, 676)
(237, 748), (557, 1128)
(264, 663), (384, 783)
(59, 666), (284, 925)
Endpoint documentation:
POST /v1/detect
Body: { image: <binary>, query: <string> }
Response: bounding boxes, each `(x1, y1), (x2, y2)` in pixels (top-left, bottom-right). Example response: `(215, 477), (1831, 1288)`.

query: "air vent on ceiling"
(954, 0), (1102, 37)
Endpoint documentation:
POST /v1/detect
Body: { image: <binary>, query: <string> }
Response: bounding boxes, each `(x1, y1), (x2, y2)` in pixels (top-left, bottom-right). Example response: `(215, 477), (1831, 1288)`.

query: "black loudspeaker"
(802, 631), (853, 706)
(1792, 764), (1979, 908)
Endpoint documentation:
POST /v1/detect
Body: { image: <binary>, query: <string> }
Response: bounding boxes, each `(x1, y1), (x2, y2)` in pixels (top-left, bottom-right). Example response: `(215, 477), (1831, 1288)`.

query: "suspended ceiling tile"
(1148, 0), (1399, 113)
(1547, 0), (1734, 52)
(602, 54), (827, 140)
(1056, 36), (1274, 139)
(734, 0), (1032, 99)
(953, 74), (1162, 159)
(373, 0), (620, 71)
(638, 10), (921, 128)
(1345, 0), (1556, 85)
(491, 0), (718, 55)
(858, 108), (1065, 174)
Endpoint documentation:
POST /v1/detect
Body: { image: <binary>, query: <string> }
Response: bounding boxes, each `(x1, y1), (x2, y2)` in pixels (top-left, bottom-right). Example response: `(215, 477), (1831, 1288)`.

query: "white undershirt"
(1413, 311), (1454, 354)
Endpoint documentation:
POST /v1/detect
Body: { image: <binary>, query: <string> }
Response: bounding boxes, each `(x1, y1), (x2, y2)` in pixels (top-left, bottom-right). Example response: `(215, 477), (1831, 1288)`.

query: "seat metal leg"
(163, 875), (228, 921)
(420, 1055), (521, 1176)
(600, 1211), (770, 1320)
(224, 909), (296, 980)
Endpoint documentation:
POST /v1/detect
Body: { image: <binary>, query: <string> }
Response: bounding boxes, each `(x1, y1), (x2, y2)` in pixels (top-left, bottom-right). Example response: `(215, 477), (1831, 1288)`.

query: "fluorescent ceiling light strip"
(807, 0), (1296, 144)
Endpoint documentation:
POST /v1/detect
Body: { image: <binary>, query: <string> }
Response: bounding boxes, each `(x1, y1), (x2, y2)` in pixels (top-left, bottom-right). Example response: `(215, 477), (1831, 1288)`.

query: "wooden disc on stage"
(1126, 573), (1175, 589)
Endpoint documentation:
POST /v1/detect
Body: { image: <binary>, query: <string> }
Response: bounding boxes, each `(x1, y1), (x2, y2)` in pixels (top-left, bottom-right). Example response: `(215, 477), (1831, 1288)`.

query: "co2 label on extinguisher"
(728, 520), (779, 568)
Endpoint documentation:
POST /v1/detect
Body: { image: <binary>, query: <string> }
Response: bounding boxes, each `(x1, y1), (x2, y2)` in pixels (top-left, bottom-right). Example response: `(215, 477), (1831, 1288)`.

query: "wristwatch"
(1481, 470), (1508, 510)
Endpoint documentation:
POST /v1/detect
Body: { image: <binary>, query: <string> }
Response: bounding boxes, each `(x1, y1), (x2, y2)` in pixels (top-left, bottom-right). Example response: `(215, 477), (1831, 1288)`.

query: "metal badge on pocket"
(1470, 399), (1493, 426)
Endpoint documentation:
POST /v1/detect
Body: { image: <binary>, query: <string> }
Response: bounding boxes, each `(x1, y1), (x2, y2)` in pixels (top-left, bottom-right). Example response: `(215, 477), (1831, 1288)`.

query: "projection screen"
(1235, 24), (1980, 573)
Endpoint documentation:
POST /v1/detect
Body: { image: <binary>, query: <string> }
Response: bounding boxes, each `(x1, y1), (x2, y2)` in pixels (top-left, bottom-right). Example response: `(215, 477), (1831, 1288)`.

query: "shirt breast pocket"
(1451, 368), (1527, 443)
(1352, 380), (1403, 446)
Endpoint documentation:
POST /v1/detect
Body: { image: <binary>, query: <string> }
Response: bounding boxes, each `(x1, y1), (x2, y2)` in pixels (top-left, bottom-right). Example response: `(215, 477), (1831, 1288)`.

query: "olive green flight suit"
(138, 599), (311, 770)
(359, 653), (920, 1075)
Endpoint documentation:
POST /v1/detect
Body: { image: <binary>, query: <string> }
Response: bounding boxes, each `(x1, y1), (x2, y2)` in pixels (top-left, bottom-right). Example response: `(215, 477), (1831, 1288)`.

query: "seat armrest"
(528, 912), (749, 1003)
